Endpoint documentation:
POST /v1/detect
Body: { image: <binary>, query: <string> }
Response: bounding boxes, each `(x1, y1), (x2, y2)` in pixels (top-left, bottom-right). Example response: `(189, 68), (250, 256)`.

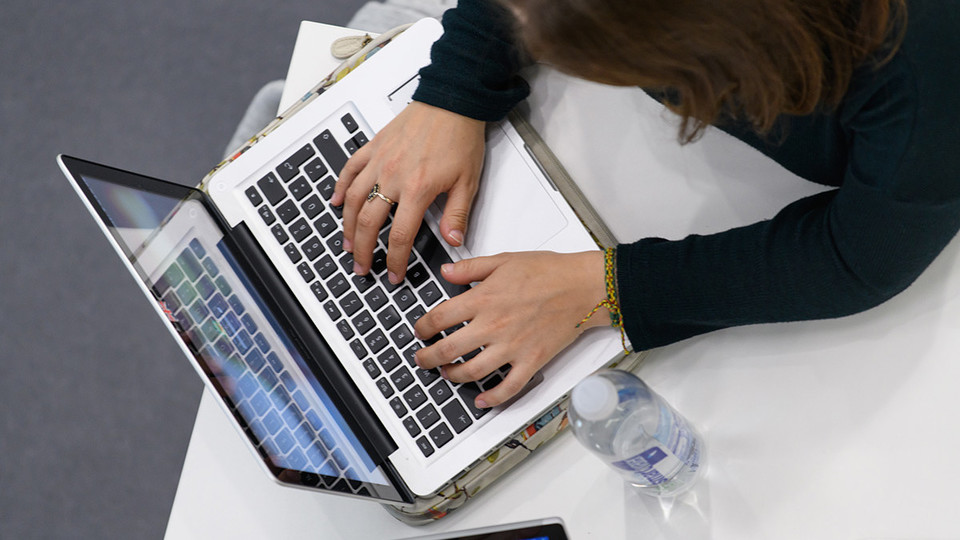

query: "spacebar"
(412, 224), (471, 299)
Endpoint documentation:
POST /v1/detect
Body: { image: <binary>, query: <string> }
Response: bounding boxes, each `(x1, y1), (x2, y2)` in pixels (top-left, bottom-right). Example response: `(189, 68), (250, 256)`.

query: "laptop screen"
(65, 157), (408, 502)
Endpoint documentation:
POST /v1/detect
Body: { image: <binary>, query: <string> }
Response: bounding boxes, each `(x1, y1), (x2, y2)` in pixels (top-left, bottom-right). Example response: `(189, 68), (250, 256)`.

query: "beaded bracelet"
(577, 247), (630, 354)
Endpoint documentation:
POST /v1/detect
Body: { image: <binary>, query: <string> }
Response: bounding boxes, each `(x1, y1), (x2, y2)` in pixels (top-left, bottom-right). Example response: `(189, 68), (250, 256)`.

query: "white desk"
(165, 22), (960, 540)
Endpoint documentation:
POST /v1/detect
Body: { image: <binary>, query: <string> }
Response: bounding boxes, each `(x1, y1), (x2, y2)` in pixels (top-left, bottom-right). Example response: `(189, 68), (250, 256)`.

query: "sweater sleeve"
(411, 0), (531, 121)
(616, 2), (960, 350)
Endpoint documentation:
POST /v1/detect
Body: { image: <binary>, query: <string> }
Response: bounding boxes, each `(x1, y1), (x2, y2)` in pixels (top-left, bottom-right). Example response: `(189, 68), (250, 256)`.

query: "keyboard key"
(284, 244), (302, 264)
(405, 305), (426, 327)
(344, 138), (359, 155)
(254, 333), (270, 353)
(258, 205), (277, 225)
(403, 417), (421, 437)
(362, 358), (381, 379)
(288, 219), (311, 242)
(406, 262), (429, 288)
(326, 274), (350, 298)
(416, 367), (442, 387)
(305, 158), (328, 181)
(390, 366), (415, 391)
(314, 130), (348, 174)
(277, 144), (315, 181)
(364, 286), (388, 312)
(177, 248), (203, 282)
(415, 436), (434, 457)
(215, 276), (232, 297)
(338, 291), (362, 317)
(220, 312), (241, 335)
(313, 255), (337, 279)
(310, 282), (328, 302)
(376, 348), (402, 372)
(245, 186), (264, 206)
(326, 231), (345, 256)
(375, 378), (394, 398)
(313, 213), (337, 238)
(341, 113), (358, 133)
(271, 224), (290, 244)
(428, 422), (454, 449)
(351, 310), (376, 335)
(246, 348), (267, 373)
(389, 324), (415, 349)
(336, 320), (354, 340)
(296, 262), (314, 282)
(316, 176), (336, 200)
(301, 194), (323, 219)
(257, 172), (286, 205)
(403, 386), (428, 410)
(352, 273), (376, 293)
(428, 380), (454, 405)
(371, 250), (387, 275)
(276, 200), (300, 224)
(388, 397), (406, 418)
(441, 400), (474, 433)
(393, 287), (417, 311)
(209, 294), (228, 319)
(352, 132), (369, 148)
(201, 258), (220, 278)
(416, 404), (441, 429)
(266, 352), (284, 372)
(289, 176), (312, 200)
(195, 275), (216, 299)
(364, 329), (388, 354)
(402, 343), (422, 367)
(349, 339), (367, 360)
(377, 305), (401, 330)
(301, 236), (324, 261)
(322, 300), (341, 321)
(419, 282), (443, 307)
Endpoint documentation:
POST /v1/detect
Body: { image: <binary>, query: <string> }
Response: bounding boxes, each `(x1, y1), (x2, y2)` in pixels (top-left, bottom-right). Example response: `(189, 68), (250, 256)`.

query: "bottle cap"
(571, 375), (618, 421)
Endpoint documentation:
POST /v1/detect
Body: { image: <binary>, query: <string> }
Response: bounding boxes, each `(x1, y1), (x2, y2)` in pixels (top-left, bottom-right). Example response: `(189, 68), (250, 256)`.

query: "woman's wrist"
(576, 249), (615, 330)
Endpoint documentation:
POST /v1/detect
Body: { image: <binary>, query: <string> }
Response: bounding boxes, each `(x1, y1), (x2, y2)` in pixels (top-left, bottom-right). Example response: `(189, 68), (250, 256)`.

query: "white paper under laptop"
(60, 18), (623, 501)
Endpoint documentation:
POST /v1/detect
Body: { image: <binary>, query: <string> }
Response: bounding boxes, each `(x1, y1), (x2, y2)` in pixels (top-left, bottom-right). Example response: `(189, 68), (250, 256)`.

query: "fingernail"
(388, 271), (401, 284)
(439, 366), (447, 379)
(353, 262), (365, 275)
(441, 263), (453, 275)
(448, 230), (464, 246)
(476, 398), (488, 409)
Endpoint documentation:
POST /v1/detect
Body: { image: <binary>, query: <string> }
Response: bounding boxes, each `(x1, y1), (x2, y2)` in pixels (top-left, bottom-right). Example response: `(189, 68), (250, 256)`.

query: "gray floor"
(0, 1), (370, 537)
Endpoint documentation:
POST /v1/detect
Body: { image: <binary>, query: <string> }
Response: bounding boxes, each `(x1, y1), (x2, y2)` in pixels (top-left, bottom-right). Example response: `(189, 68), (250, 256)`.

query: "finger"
(439, 255), (504, 285)
(438, 181), (477, 247)
(331, 144), (371, 207)
(351, 191), (394, 274)
(340, 167), (377, 251)
(439, 347), (503, 385)
(413, 297), (475, 342)
(473, 361), (538, 408)
(384, 194), (433, 283)
(415, 325), (483, 370)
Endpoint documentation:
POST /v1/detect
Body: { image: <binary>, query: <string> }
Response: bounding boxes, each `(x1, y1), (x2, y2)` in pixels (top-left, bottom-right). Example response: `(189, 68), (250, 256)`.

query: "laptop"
(58, 18), (623, 503)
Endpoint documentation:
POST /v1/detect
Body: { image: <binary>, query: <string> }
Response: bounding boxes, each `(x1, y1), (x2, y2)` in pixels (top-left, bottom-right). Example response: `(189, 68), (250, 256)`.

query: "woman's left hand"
(413, 250), (610, 409)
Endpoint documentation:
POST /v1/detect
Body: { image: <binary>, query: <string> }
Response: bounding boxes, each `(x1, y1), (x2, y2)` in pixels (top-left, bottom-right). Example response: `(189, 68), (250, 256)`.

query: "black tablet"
(401, 517), (568, 540)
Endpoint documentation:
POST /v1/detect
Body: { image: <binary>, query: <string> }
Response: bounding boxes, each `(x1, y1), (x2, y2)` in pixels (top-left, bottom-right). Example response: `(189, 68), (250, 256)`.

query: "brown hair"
(500, 0), (907, 142)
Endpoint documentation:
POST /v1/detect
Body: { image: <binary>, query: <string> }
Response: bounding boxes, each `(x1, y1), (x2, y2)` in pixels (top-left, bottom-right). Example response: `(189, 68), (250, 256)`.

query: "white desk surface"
(165, 22), (960, 540)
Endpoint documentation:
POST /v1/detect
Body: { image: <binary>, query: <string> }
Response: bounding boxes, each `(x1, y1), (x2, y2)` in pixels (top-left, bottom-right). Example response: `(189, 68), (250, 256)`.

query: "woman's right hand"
(331, 101), (486, 283)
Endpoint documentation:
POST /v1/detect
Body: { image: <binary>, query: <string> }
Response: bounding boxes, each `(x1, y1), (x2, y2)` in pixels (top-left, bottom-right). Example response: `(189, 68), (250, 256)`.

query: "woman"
(331, 0), (960, 409)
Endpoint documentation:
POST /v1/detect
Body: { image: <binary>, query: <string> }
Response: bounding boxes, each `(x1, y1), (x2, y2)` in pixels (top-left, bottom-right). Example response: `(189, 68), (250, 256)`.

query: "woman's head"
(500, 0), (906, 142)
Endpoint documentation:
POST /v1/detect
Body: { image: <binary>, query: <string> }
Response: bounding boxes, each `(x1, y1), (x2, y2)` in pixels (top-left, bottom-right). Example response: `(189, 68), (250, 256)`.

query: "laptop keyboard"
(241, 111), (509, 458)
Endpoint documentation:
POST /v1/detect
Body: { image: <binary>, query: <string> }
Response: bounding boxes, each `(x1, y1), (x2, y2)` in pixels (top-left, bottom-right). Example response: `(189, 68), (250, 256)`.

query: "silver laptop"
(58, 18), (623, 503)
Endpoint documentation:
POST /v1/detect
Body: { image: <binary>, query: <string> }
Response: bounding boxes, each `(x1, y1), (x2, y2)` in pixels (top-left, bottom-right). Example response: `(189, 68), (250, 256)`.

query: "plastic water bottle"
(569, 369), (705, 497)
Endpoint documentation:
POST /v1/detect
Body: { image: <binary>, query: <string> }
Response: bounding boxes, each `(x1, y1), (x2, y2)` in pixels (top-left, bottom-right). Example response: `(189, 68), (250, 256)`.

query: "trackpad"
(461, 126), (568, 257)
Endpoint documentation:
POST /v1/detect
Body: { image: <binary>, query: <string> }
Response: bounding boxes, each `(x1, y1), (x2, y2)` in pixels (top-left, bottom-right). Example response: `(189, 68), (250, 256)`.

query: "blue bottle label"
(610, 403), (699, 485)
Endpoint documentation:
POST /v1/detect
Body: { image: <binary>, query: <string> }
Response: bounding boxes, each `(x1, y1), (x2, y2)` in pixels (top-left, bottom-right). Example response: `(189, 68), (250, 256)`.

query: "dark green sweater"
(412, 0), (960, 350)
